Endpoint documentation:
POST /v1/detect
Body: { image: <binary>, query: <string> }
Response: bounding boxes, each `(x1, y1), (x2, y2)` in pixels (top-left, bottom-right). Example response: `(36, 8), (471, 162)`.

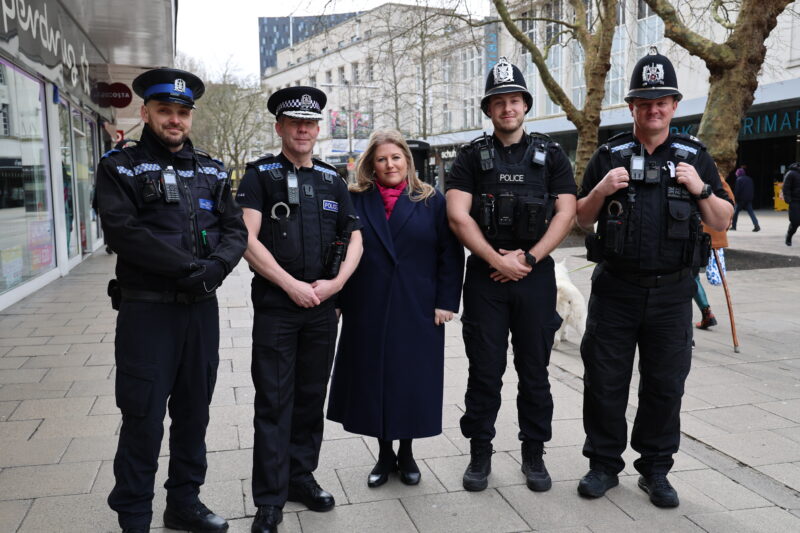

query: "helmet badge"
(642, 64), (664, 85)
(493, 57), (514, 84)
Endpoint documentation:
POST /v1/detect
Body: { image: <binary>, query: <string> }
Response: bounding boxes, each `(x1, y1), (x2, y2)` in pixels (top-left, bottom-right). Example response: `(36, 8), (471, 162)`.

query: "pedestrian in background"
(327, 129), (464, 489)
(731, 167), (760, 232)
(96, 68), (247, 533)
(236, 86), (363, 533)
(783, 162), (800, 246)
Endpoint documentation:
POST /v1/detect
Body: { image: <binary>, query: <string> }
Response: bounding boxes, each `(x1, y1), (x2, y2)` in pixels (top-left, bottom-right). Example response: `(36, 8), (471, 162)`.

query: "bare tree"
(643, 0), (794, 178)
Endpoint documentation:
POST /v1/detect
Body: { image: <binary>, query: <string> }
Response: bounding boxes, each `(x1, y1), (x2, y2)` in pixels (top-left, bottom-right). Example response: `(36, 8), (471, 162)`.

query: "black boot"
(163, 501), (228, 532)
(397, 439), (421, 485)
(287, 477), (335, 512)
(462, 440), (493, 491)
(521, 440), (551, 492)
(251, 505), (282, 533)
(368, 439), (397, 488)
(638, 474), (680, 508)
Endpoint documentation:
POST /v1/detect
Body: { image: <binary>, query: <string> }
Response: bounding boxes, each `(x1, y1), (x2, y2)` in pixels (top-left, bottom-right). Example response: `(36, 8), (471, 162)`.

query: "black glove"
(176, 258), (227, 294)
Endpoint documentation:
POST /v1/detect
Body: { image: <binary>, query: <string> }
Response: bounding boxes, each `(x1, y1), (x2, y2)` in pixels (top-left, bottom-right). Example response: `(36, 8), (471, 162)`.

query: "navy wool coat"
(327, 186), (464, 439)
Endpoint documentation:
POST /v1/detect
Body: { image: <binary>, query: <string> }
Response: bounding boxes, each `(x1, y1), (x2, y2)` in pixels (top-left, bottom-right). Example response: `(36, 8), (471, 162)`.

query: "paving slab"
(32, 414), (120, 440)
(0, 500), (31, 533)
(10, 396), (95, 420)
(689, 405), (795, 433)
(700, 430), (800, 466)
(0, 400), (18, 421)
(18, 492), (117, 533)
(755, 462), (800, 492)
(0, 382), (70, 401)
(336, 462), (447, 504)
(0, 437), (70, 467)
(61, 435), (120, 463)
(299, 499), (417, 533)
(402, 489), (529, 533)
(0, 419), (41, 441)
(674, 469), (773, 510)
(0, 461), (101, 500)
(688, 506), (800, 532)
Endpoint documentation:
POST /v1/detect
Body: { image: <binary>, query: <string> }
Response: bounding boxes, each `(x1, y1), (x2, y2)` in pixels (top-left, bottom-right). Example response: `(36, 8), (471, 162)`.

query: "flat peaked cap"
(132, 67), (205, 108)
(268, 86), (327, 120)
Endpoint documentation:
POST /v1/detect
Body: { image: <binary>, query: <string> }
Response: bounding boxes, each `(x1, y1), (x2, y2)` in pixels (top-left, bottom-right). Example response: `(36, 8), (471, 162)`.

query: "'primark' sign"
(670, 106), (800, 141)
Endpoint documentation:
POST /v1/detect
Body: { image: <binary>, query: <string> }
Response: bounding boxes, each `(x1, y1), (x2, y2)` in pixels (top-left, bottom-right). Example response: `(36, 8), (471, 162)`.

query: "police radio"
(287, 170), (300, 205)
(161, 166), (180, 203)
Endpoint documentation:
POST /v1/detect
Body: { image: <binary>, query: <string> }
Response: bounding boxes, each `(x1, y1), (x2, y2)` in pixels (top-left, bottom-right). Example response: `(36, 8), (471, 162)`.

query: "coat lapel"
(388, 191), (416, 241)
(363, 187), (397, 261)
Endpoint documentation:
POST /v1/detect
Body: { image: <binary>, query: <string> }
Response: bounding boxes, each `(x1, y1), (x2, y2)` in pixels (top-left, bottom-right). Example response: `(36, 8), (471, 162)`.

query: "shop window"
(59, 103), (79, 259)
(0, 59), (54, 294)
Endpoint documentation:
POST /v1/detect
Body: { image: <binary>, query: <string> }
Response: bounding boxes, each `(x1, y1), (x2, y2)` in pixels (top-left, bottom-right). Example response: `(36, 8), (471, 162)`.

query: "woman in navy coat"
(327, 129), (464, 487)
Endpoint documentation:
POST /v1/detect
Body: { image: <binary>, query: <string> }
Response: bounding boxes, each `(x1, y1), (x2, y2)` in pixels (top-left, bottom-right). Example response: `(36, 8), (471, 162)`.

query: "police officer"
(96, 68), (247, 532)
(782, 162), (800, 245)
(236, 86), (363, 533)
(446, 57), (577, 493)
(575, 49), (733, 507)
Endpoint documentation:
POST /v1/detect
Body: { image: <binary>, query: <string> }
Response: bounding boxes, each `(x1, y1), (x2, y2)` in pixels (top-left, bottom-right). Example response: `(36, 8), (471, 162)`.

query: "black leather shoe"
(251, 505), (282, 533)
(368, 459), (397, 488)
(638, 474), (680, 507)
(163, 501), (228, 532)
(287, 478), (335, 512)
(521, 440), (551, 492)
(577, 469), (619, 498)
(398, 457), (421, 486)
(462, 440), (493, 492)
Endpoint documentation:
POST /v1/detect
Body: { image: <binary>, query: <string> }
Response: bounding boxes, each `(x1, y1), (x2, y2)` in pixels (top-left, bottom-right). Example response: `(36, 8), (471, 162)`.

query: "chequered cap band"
(276, 97), (321, 114)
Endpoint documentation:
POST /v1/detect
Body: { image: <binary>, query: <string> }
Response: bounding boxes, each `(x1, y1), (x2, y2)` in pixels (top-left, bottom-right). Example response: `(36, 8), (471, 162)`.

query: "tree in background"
(643, 0), (795, 178)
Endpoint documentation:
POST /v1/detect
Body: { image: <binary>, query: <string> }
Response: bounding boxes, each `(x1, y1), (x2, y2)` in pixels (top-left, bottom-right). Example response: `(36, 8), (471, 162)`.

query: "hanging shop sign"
(91, 82), (132, 108)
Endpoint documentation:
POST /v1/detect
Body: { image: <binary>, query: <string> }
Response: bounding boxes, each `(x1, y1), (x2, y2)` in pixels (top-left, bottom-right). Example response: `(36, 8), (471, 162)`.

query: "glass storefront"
(59, 103), (79, 259)
(71, 108), (99, 254)
(0, 58), (55, 295)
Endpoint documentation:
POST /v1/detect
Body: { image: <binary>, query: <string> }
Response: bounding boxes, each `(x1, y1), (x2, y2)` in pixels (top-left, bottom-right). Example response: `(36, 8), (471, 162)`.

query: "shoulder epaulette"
(195, 148), (224, 167)
(101, 148), (120, 160)
(312, 159), (340, 181)
(607, 131), (633, 143)
(114, 138), (139, 150)
(672, 132), (706, 150)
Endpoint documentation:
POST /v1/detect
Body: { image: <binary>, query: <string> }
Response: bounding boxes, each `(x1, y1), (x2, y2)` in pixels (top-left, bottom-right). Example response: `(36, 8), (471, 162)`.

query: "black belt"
(606, 267), (690, 288)
(120, 288), (216, 304)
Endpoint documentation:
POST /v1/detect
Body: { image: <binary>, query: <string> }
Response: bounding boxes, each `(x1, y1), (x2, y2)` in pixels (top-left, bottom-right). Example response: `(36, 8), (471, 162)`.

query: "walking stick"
(713, 248), (740, 353)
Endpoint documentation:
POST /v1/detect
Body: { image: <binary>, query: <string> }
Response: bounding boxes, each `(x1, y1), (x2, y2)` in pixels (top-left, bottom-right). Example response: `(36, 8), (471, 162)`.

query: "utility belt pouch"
(515, 197), (546, 240)
(604, 217), (626, 256)
(667, 199), (691, 240)
(107, 279), (121, 311)
(140, 176), (162, 202)
(690, 222), (711, 268)
(479, 194), (494, 231)
(496, 193), (516, 227)
(585, 232), (604, 263)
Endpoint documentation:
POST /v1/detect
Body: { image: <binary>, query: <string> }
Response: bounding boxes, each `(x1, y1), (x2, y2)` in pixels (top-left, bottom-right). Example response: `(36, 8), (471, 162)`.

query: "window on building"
(604, 27), (628, 106)
(326, 70), (333, 84)
(366, 57), (374, 82)
(309, 75), (316, 86)
(637, 0), (663, 57)
(338, 66), (346, 84)
(0, 104), (10, 136)
(572, 44), (585, 109)
(443, 103), (451, 132)
(352, 62), (359, 84)
(519, 11), (538, 116)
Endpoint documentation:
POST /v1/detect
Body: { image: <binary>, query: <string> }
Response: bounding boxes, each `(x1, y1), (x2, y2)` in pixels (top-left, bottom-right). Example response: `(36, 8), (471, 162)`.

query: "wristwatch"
(696, 183), (712, 200)
(524, 252), (537, 267)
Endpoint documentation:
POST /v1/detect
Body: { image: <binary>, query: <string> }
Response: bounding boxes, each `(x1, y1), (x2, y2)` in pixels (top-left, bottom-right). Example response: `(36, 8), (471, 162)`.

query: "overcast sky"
(177, 0), (489, 81)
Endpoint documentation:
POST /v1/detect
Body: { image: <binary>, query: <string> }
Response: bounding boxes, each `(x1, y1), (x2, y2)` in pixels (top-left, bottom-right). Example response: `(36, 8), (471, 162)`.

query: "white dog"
(553, 260), (587, 349)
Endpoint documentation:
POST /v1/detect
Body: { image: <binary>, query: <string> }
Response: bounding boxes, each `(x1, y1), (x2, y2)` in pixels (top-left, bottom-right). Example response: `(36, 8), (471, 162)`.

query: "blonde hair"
(350, 129), (435, 202)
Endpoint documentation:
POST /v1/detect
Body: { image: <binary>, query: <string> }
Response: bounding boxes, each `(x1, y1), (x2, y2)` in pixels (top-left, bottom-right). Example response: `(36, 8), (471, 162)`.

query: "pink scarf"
(376, 181), (407, 219)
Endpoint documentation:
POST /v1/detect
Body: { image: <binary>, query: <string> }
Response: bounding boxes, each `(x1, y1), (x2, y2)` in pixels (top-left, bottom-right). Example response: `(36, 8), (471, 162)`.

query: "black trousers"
(108, 299), (219, 529)
(580, 265), (693, 476)
(788, 202), (800, 234)
(251, 301), (337, 507)
(459, 255), (561, 443)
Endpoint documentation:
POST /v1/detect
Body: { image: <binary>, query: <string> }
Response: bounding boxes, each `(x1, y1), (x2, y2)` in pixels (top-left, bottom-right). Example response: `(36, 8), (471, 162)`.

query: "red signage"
(91, 82), (133, 108)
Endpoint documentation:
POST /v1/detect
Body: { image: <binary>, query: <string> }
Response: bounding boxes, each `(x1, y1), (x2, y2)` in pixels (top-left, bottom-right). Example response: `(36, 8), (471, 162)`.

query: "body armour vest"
(248, 155), (340, 281)
(469, 133), (556, 249)
(102, 143), (229, 260)
(588, 132), (708, 272)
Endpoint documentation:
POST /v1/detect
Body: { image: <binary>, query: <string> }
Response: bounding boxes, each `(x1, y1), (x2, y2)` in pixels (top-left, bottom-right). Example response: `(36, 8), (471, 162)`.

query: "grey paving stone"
(605, 474), (726, 520)
(0, 367), (47, 384)
(89, 395), (119, 415)
(741, 380), (800, 401)
(0, 461), (101, 500)
(756, 399), (800, 423)
(11, 396), (95, 420)
(403, 489), (528, 533)
(774, 425), (800, 444)
(755, 462), (800, 492)
(65, 378), (115, 397)
(687, 382), (779, 408)
(443, 424), (521, 454)
(42, 365), (113, 383)
(0, 419), (40, 441)
(19, 353), (91, 369)
(7, 344), (70, 357)
(0, 356), (26, 369)
(61, 435), (120, 462)
(32, 414), (120, 440)
(508, 445), (587, 482)
(700, 430), (800, 466)
(0, 500), (31, 532)
(691, 405), (795, 433)
(0, 437), (70, 467)
(208, 403), (255, 426)
(0, 400), (19, 421)
(441, 403), (464, 429)
(681, 412), (733, 438)
(500, 481), (634, 530)
(549, 418), (587, 447)
(317, 437), (375, 470)
(671, 450), (709, 472)
(0, 335), (44, 347)
(85, 352), (115, 366)
(362, 433), (461, 460)
(206, 420), (241, 452)
(590, 516), (706, 532)
(204, 449), (253, 483)
(299, 499), (417, 533)
(685, 366), (758, 387)
(17, 492), (115, 533)
(337, 462), (446, 504)
(234, 385), (255, 405)
(66, 342), (114, 355)
(426, 450), (526, 491)
(90, 460), (115, 494)
(0, 382), (70, 401)
(674, 469), (772, 510)
(688, 507), (800, 532)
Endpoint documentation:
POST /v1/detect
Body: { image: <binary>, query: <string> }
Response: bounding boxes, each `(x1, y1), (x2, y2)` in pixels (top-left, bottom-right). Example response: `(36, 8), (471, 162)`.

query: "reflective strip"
(671, 142), (698, 155)
(177, 169), (194, 178)
(610, 141), (635, 154)
(116, 166), (134, 176)
(314, 164), (337, 176)
(198, 166), (227, 180)
(258, 163), (282, 172)
(134, 163), (161, 175)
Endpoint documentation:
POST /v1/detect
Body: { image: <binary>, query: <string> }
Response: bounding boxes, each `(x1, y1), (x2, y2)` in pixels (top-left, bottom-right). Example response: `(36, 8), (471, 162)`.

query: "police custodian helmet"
(480, 57), (533, 117)
(267, 86), (327, 121)
(625, 46), (683, 103)
(132, 67), (205, 108)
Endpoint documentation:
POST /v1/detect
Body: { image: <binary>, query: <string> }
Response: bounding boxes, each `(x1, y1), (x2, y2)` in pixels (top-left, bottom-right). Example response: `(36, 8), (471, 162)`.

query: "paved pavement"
(1, 209), (799, 532)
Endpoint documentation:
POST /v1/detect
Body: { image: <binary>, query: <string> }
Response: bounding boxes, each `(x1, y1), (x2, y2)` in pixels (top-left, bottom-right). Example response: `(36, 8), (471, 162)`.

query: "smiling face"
(141, 101), (193, 151)
(372, 142), (408, 188)
(487, 92), (527, 135)
(275, 116), (320, 160)
(629, 96), (678, 137)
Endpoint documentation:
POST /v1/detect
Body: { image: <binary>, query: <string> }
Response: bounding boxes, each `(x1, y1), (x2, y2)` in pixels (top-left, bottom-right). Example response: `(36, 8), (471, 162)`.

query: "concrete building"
(0, 0), (178, 310)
